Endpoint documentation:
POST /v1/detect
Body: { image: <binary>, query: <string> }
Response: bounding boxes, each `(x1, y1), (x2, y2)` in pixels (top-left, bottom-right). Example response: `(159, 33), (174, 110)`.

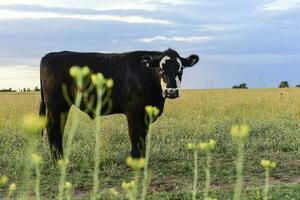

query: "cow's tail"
(39, 86), (46, 117)
(39, 60), (46, 136)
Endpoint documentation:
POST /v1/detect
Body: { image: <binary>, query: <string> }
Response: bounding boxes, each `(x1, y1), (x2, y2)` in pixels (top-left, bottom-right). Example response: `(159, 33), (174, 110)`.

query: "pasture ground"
(0, 89), (300, 199)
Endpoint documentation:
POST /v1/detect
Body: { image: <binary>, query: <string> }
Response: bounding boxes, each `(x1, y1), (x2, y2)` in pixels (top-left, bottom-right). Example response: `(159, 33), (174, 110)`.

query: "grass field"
(0, 89), (300, 199)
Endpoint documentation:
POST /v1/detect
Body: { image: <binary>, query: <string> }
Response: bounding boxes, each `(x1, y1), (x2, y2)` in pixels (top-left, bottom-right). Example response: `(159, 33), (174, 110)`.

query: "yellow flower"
(64, 181), (72, 190)
(198, 139), (217, 152)
(9, 183), (16, 191)
(199, 142), (209, 151)
(31, 153), (43, 165)
(230, 124), (250, 143)
(261, 159), (276, 169)
(81, 66), (90, 77)
(0, 176), (8, 185)
(69, 66), (80, 77)
(240, 125), (250, 136)
(270, 162), (276, 168)
(122, 181), (135, 190)
(57, 159), (69, 167)
(208, 139), (217, 150)
(126, 156), (145, 170)
(187, 143), (196, 150)
(69, 66), (91, 88)
(230, 125), (239, 136)
(22, 114), (47, 136)
(145, 105), (160, 118)
(109, 188), (118, 196)
(106, 79), (114, 88)
(69, 66), (90, 78)
(91, 73), (105, 87)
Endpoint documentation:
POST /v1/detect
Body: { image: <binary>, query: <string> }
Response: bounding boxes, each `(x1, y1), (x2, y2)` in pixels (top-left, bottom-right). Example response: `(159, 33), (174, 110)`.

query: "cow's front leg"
(126, 113), (148, 158)
(46, 109), (70, 160)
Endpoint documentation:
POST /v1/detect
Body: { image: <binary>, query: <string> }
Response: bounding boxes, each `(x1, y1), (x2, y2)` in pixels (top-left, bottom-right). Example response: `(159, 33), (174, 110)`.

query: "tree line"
(1, 82), (299, 92)
(233, 81), (300, 89)
(0, 86), (40, 92)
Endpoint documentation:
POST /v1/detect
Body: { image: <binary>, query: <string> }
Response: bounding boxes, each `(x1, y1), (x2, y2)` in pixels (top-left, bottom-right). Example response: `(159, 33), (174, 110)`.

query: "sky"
(0, 0), (299, 89)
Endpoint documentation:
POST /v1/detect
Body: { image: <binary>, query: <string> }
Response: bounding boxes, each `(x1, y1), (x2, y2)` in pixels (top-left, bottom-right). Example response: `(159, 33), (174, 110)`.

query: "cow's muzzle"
(164, 88), (179, 99)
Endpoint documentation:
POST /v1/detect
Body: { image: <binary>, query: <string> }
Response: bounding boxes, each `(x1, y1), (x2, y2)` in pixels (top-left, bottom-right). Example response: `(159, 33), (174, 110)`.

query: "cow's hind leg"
(47, 110), (69, 160)
(126, 112), (148, 158)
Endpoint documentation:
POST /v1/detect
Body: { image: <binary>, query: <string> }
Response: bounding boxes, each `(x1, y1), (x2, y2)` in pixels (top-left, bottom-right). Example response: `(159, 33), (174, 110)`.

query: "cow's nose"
(165, 88), (179, 99)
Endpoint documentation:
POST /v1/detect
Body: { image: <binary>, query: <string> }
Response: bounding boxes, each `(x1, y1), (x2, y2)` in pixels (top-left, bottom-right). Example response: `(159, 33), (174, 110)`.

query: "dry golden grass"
(0, 89), (299, 199)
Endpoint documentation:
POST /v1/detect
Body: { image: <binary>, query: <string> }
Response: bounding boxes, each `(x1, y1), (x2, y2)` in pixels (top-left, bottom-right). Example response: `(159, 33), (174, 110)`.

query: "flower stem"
(91, 87), (103, 200)
(58, 88), (83, 200)
(204, 151), (211, 199)
(233, 143), (245, 200)
(192, 150), (198, 200)
(263, 168), (270, 200)
(141, 116), (153, 200)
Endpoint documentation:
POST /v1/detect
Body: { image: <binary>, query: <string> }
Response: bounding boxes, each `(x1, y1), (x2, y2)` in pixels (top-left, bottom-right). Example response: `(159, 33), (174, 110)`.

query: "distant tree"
(239, 83), (248, 89)
(232, 83), (248, 89)
(34, 86), (40, 91)
(296, 84), (300, 88)
(279, 81), (289, 88)
(0, 88), (16, 92)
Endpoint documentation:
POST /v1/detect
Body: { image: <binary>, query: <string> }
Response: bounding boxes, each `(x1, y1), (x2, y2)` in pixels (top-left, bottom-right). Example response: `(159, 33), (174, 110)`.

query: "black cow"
(39, 48), (199, 159)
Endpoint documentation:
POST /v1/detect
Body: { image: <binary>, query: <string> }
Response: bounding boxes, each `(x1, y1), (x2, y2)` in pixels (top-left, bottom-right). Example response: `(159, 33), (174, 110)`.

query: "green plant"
(0, 176), (8, 187)
(141, 105), (160, 200)
(31, 153), (43, 200)
(187, 143), (199, 200)
(64, 181), (73, 200)
(58, 66), (90, 200)
(22, 113), (46, 199)
(122, 156), (145, 200)
(230, 125), (250, 200)
(90, 72), (114, 200)
(199, 139), (216, 200)
(7, 183), (16, 199)
(261, 159), (276, 200)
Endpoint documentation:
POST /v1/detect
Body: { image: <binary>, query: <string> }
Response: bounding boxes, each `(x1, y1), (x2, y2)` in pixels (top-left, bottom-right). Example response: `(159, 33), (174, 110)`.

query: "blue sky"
(0, 0), (299, 89)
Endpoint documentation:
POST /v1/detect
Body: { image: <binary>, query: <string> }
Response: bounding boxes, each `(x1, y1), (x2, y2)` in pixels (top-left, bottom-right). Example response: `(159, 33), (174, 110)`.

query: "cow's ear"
(141, 55), (157, 68)
(182, 55), (199, 68)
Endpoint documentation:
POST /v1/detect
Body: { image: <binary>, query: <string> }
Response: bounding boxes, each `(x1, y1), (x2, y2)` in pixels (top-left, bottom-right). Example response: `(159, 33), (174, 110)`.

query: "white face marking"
(161, 78), (167, 97)
(159, 56), (183, 97)
(159, 56), (171, 97)
(176, 58), (183, 72)
(175, 75), (181, 96)
(159, 56), (171, 69)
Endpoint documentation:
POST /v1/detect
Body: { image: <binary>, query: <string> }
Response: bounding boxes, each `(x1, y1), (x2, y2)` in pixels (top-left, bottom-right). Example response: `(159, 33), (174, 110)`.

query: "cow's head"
(141, 48), (199, 99)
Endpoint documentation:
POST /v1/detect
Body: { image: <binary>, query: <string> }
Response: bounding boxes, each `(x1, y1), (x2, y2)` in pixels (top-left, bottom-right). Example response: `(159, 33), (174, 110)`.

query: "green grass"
(0, 89), (300, 199)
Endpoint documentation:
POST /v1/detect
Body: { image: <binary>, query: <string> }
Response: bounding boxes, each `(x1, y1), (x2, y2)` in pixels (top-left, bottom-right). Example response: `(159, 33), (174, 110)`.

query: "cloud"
(138, 35), (214, 43)
(0, 0), (194, 11)
(0, 9), (172, 24)
(259, 0), (300, 11)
